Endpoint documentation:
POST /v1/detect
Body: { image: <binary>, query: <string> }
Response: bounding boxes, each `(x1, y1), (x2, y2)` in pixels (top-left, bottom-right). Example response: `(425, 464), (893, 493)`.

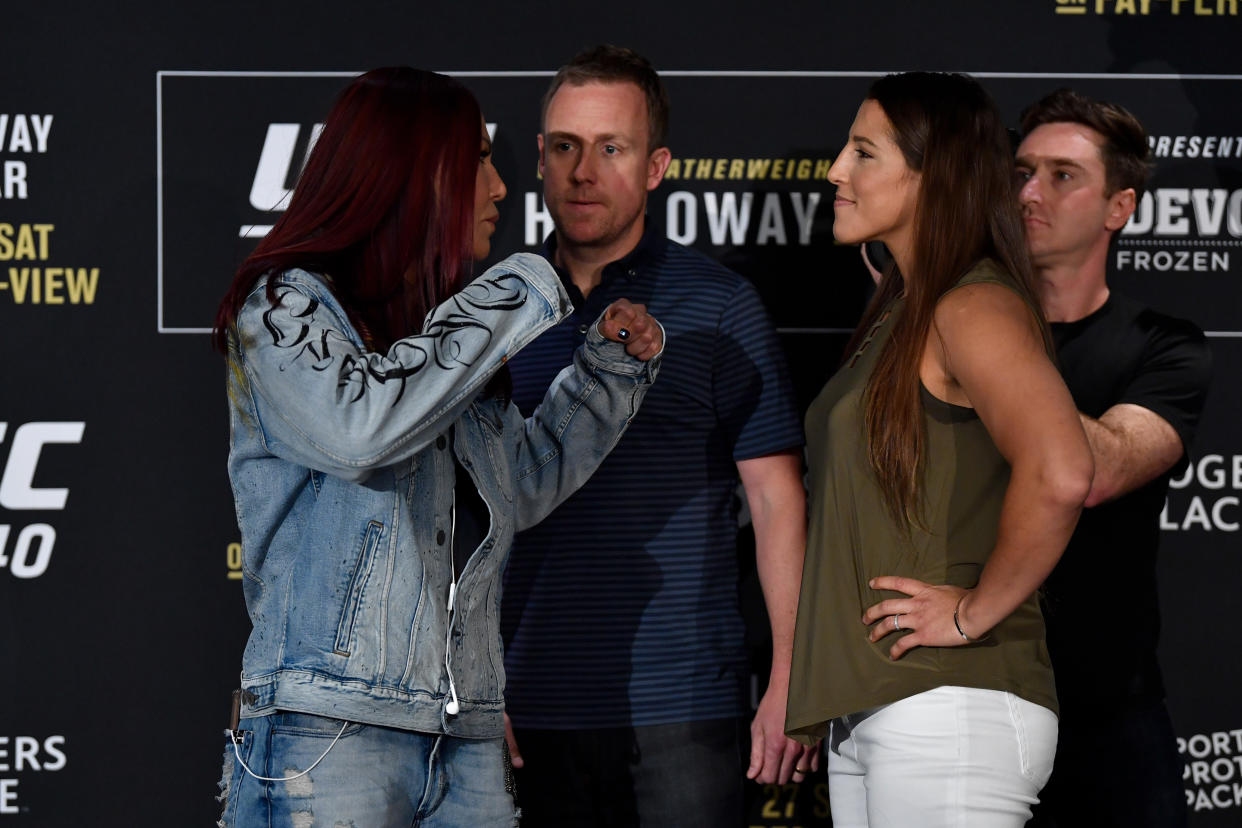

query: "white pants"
(828, 686), (1058, 828)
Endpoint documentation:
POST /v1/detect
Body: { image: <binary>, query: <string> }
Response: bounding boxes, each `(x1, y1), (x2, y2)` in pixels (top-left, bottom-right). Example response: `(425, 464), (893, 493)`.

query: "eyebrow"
(545, 130), (629, 144)
(851, 134), (880, 148)
(1015, 154), (1088, 172)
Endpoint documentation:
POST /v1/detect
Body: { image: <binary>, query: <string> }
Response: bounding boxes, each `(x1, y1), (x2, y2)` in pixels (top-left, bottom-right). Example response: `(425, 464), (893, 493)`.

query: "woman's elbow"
(1044, 448), (1094, 511)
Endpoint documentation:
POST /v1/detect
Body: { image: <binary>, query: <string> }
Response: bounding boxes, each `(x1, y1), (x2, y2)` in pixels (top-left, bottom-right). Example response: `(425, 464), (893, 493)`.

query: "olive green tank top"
(786, 260), (1057, 743)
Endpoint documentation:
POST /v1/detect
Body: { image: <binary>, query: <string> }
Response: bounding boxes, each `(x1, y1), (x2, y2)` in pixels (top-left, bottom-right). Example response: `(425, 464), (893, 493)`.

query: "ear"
(537, 133), (546, 180)
(1104, 187), (1136, 232)
(646, 146), (672, 192)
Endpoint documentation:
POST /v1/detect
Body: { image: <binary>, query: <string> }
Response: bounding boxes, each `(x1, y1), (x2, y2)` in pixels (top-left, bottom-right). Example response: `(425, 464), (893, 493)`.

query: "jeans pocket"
(1006, 693), (1058, 789)
(269, 711), (363, 738)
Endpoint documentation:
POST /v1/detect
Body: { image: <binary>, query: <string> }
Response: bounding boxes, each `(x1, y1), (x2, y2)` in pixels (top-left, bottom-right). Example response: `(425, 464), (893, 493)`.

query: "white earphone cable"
(231, 719), (349, 782)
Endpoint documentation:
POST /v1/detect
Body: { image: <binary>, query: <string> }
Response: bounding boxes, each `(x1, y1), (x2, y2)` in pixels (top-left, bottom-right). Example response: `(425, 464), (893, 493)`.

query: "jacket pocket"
(333, 521), (384, 656)
(473, 402), (514, 504)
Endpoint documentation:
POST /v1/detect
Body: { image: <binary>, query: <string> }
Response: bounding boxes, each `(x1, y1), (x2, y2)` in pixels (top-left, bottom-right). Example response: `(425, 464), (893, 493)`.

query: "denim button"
(436, 529), (446, 545)
(436, 435), (447, 450)
(576, 323), (588, 335)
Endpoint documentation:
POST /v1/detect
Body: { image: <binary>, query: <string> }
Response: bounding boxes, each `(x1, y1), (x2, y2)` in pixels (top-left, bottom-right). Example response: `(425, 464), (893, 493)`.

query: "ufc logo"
(240, 121), (499, 238)
(0, 422), (85, 510)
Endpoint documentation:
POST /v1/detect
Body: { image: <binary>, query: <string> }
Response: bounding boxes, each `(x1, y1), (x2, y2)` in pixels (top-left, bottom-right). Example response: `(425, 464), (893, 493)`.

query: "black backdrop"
(2, 1), (1240, 824)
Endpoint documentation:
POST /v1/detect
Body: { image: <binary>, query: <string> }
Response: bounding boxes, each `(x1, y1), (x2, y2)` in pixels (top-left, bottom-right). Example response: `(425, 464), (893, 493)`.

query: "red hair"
(214, 67), (481, 352)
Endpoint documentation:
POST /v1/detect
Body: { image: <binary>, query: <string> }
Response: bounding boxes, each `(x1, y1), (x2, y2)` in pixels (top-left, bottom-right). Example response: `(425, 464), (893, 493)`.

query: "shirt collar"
(541, 217), (665, 294)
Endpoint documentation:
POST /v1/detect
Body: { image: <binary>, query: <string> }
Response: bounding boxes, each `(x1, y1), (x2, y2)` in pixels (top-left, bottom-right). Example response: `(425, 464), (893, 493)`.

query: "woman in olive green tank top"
(786, 73), (1094, 827)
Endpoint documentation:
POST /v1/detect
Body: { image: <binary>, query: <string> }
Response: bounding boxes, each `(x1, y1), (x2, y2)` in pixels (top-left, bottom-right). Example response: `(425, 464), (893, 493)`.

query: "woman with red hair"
(214, 67), (662, 827)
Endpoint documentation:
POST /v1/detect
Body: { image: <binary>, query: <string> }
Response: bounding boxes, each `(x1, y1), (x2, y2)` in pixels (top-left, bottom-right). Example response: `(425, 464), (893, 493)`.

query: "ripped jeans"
(217, 712), (516, 827)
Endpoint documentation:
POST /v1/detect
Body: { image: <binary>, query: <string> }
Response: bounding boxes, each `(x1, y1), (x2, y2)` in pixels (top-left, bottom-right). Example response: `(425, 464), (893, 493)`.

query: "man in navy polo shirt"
(500, 45), (814, 826)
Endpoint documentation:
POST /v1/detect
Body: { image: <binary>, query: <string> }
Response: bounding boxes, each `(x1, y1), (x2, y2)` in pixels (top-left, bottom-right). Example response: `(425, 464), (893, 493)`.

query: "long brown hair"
(842, 72), (1051, 527)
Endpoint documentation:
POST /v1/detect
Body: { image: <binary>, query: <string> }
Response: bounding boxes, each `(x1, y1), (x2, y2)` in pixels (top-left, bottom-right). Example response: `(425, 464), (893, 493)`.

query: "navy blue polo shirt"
(501, 223), (804, 729)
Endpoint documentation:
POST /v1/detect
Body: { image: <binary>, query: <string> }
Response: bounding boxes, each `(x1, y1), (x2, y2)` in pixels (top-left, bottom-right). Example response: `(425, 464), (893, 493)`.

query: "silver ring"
(893, 614), (902, 631)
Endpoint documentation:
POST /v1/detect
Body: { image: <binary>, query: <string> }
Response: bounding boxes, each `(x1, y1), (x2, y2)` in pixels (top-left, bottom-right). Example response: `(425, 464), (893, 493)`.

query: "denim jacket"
(225, 253), (659, 738)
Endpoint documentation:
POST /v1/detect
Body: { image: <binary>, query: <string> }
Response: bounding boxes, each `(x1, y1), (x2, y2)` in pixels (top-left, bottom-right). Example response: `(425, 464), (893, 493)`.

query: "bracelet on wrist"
(953, 594), (977, 642)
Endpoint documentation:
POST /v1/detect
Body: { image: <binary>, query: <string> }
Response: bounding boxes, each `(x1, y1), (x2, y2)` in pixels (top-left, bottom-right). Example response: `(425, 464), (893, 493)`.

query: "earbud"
(445, 698), (459, 716)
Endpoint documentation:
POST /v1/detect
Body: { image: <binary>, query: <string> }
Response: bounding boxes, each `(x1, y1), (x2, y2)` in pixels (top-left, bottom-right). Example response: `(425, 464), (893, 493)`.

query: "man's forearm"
(739, 452), (806, 683)
(1079, 405), (1183, 507)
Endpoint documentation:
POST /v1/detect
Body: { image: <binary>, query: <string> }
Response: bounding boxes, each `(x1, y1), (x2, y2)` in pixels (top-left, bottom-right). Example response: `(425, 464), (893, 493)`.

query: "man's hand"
(503, 712), (524, 769)
(598, 299), (663, 361)
(748, 684), (819, 784)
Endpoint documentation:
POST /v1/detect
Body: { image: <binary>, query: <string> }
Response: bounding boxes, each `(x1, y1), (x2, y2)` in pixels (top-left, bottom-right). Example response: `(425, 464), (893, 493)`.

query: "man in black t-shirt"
(1016, 90), (1212, 828)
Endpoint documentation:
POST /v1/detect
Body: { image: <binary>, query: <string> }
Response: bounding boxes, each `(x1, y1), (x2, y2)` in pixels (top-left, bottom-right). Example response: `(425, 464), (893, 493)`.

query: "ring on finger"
(893, 614), (902, 631)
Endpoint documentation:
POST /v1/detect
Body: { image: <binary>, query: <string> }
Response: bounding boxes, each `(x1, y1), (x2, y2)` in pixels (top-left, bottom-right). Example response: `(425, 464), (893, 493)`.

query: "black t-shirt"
(1045, 293), (1212, 711)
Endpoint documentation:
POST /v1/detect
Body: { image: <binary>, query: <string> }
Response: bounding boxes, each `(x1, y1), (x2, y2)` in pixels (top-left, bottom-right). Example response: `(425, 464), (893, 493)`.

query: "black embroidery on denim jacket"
(263, 292), (317, 347)
(263, 273), (531, 406)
